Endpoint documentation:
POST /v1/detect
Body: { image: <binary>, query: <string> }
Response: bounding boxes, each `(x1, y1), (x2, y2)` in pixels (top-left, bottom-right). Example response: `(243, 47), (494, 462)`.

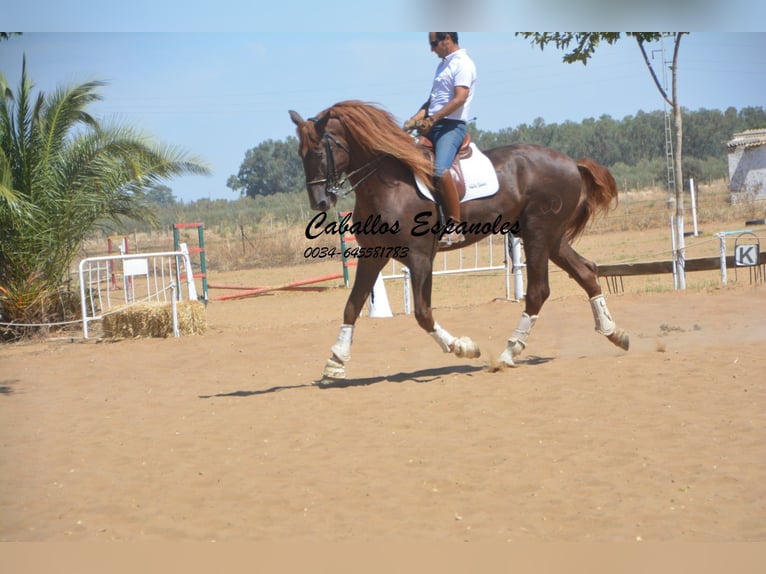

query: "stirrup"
(435, 205), (464, 246)
(439, 231), (465, 247)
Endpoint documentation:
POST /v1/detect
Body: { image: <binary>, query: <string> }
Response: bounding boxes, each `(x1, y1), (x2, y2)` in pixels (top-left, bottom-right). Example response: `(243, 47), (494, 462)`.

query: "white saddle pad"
(416, 143), (499, 202)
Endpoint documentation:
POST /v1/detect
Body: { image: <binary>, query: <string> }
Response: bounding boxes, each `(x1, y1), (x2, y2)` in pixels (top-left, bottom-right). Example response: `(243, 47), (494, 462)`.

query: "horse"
(289, 100), (629, 383)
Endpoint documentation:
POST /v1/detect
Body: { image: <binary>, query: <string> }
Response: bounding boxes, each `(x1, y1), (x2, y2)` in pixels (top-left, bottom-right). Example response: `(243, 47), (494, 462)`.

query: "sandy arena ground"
(1, 239), (765, 542)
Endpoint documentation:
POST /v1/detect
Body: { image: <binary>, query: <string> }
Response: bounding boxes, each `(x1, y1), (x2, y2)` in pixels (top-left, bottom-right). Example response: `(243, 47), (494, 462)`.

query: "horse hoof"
(453, 336), (481, 359)
(315, 375), (342, 387)
(497, 348), (516, 368)
(607, 328), (630, 351)
(321, 356), (346, 380)
(486, 354), (509, 372)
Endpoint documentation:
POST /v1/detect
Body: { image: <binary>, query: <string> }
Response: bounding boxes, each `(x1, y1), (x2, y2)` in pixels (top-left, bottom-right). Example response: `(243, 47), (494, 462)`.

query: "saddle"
(417, 133), (473, 200)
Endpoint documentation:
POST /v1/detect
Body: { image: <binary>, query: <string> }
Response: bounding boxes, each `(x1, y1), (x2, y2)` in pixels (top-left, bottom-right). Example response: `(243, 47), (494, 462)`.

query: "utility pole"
(655, 34), (686, 290)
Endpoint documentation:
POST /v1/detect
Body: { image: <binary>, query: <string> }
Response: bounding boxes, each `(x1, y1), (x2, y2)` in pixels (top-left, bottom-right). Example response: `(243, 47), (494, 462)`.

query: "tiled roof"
(727, 128), (766, 150)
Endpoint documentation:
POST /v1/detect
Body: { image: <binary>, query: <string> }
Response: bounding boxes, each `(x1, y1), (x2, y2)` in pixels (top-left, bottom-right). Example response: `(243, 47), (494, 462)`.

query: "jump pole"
(213, 273), (342, 301)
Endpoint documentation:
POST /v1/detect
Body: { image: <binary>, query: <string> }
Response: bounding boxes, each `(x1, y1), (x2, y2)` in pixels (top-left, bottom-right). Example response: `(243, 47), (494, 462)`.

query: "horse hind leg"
(498, 235), (551, 367)
(552, 240), (629, 352)
(590, 294), (629, 351)
(498, 311), (538, 367)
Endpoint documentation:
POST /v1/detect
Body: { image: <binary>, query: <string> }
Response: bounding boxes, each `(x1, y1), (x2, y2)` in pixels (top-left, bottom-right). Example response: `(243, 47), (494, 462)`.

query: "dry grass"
(101, 300), (207, 339)
(589, 181), (764, 233)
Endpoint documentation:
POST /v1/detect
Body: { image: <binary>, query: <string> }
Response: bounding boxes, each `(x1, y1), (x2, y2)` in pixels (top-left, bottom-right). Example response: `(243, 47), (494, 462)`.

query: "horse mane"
(323, 100), (435, 189)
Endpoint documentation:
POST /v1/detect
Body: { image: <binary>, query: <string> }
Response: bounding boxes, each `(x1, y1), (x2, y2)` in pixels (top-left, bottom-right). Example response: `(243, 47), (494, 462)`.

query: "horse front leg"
(407, 253), (481, 360)
(320, 256), (388, 382)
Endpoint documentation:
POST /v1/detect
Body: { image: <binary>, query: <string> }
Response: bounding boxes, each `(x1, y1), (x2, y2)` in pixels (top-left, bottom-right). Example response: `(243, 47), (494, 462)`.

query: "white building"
(727, 128), (766, 202)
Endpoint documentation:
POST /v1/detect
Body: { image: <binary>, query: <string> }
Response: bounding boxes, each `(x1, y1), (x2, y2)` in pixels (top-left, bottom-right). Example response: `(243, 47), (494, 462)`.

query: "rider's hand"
(415, 116), (435, 135)
(403, 117), (418, 131)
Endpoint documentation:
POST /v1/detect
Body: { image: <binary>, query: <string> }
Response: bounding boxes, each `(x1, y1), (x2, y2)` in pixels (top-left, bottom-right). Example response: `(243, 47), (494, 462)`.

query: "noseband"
(306, 118), (386, 197)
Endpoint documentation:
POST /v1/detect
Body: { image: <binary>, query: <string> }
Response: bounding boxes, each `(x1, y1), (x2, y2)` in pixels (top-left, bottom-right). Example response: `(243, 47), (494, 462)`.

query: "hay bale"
(102, 300), (207, 339)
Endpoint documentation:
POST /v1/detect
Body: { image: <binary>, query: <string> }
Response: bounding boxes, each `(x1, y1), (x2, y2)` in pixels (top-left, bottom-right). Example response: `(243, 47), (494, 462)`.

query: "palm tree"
(0, 58), (210, 338)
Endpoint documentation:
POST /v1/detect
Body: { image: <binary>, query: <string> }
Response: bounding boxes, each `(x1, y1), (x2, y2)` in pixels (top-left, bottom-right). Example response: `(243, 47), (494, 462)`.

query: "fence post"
(510, 234), (525, 301)
(718, 232), (727, 286)
(402, 267), (411, 315)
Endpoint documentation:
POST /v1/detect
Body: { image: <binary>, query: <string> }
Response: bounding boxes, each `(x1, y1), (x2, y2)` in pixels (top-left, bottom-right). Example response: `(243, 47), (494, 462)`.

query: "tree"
(0, 58), (210, 337)
(227, 137), (305, 198)
(518, 32), (688, 286)
(144, 183), (178, 207)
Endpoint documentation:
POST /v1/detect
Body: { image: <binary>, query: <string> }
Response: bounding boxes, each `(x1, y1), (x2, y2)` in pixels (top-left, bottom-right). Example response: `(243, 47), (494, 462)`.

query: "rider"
(404, 32), (477, 246)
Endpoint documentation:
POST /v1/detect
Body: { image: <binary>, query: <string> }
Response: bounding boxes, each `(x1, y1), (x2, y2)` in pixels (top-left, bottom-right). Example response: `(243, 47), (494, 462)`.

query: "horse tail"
(567, 157), (619, 242)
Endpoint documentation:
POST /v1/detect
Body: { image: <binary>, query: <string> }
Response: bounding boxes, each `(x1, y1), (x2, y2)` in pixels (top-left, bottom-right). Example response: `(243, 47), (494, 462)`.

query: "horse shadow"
(316, 364), (486, 389)
(521, 355), (553, 366)
(198, 364), (489, 398)
(0, 380), (19, 396)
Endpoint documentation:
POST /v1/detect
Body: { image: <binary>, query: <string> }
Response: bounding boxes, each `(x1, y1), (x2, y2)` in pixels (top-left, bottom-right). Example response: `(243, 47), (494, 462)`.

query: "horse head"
(289, 109), (350, 212)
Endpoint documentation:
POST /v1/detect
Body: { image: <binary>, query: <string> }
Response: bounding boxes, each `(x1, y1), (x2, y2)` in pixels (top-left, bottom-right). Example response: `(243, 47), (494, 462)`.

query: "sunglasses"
(429, 38), (441, 48)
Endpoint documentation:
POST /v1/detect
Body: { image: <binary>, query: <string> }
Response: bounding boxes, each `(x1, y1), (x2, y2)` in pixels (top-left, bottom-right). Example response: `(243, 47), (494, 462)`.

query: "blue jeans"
(427, 121), (467, 178)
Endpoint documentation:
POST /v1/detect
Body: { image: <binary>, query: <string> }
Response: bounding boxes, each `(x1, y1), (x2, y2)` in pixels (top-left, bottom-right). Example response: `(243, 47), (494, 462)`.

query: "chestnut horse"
(289, 100), (628, 383)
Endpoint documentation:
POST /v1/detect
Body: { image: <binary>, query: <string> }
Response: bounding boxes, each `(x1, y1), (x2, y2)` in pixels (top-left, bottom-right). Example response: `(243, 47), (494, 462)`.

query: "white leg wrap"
(590, 295), (616, 336)
(499, 312), (538, 365)
(510, 313), (537, 350)
(330, 324), (354, 363)
(430, 322), (456, 353)
(508, 313), (537, 357)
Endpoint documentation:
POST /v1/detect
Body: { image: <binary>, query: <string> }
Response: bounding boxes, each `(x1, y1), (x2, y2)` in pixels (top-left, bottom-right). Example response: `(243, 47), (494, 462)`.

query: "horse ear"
(289, 110), (304, 125)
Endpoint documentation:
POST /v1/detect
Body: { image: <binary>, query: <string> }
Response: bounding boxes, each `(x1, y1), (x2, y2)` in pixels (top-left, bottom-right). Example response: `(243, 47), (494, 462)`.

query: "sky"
(2, 6), (765, 203)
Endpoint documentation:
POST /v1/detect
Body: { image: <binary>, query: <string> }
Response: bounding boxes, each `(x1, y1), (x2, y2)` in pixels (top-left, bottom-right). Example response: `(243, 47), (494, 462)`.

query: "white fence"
(381, 234), (525, 314)
(78, 251), (197, 338)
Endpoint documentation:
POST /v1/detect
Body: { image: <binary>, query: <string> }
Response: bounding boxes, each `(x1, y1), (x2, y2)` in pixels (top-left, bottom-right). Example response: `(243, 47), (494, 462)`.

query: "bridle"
(305, 119), (387, 198)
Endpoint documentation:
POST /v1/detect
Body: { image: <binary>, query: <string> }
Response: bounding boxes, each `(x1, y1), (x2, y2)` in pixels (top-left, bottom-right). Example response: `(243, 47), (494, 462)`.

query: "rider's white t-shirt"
(427, 48), (477, 123)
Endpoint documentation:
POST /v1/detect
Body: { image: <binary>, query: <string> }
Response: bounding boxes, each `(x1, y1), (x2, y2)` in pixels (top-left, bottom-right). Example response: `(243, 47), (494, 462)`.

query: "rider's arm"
(428, 86), (469, 123)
